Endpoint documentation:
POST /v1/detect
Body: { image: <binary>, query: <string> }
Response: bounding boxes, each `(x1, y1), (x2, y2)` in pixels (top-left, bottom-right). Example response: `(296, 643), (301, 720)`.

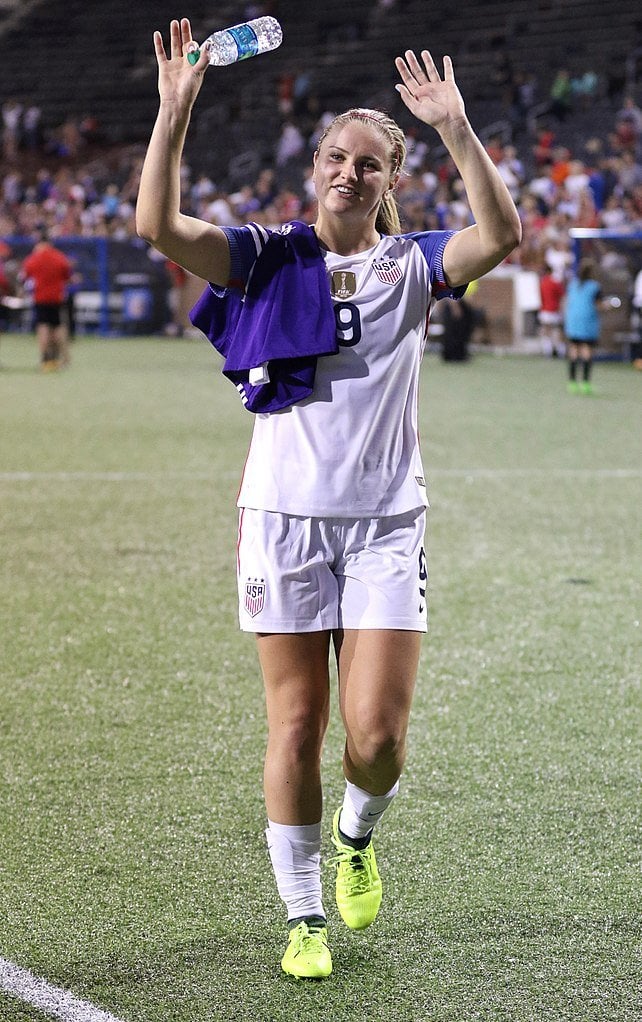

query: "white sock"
(265, 820), (325, 923)
(339, 779), (400, 841)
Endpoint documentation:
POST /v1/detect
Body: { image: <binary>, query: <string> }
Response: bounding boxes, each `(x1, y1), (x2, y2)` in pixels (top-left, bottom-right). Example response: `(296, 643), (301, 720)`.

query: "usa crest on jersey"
(373, 258), (403, 286)
(244, 578), (266, 617)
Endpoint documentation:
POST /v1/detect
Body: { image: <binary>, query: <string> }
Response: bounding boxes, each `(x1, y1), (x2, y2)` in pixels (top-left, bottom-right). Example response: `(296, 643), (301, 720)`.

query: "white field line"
(430, 468), (641, 478)
(0, 469), (640, 482)
(0, 956), (126, 1022)
(0, 471), (215, 481)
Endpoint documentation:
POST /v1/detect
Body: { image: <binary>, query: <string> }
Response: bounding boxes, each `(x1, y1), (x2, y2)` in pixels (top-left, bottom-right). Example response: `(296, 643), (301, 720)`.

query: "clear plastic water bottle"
(188, 17), (283, 67)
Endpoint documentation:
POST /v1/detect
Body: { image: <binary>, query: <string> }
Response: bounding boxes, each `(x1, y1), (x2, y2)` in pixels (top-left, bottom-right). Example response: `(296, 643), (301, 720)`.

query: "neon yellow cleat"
(330, 808), (382, 930)
(281, 920), (332, 979)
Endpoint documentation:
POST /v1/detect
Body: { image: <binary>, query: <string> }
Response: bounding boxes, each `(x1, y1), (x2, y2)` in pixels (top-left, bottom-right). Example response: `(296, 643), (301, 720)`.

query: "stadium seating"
(0, 0), (640, 187)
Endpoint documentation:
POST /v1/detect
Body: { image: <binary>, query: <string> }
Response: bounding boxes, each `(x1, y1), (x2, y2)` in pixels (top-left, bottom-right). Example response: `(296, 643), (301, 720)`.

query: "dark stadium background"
(1, 0), (641, 336)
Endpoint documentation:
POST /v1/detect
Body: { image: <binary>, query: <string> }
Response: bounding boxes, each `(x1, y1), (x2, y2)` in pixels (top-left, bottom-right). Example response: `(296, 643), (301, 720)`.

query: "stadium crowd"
(1, 74), (641, 304)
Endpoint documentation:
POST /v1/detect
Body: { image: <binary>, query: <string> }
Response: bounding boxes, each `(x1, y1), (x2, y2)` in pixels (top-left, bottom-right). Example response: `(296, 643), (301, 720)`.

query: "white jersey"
(227, 226), (462, 517)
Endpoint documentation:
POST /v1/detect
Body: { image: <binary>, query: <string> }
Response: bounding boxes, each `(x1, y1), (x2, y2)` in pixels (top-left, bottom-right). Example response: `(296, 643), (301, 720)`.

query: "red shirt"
(165, 259), (187, 287)
(540, 274), (565, 313)
(22, 243), (72, 304)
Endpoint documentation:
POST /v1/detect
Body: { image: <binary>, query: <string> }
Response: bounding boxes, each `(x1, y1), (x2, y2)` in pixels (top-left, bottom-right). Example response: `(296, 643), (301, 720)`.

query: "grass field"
(1, 332), (640, 1022)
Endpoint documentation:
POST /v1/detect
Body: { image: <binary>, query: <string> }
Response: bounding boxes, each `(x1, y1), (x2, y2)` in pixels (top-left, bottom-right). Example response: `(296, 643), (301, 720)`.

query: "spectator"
(516, 193), (549, 270)
(584, 146), (609, 212)
(21, 228), (73, 371)
(403, 125), (429, 172)
(490, 51), (515, 108)
(2, 170), (24, 207)
(570, 70), (598, 110)
(22, 102), (43, 151)
(291, 66), (313, 117)
(631, 267), (642, 369)
(438, 295), (475, 361)
(528, 163), (558, 215)
(563, 159), (590, 201)
(538, 267), (565, 357)
(532, 123), (556, 167)
(191, 172), (216, 212)
(496, 144), (525, 201)
(574, 186), (599, 229)
(613, 95), (642, 155)
(563, 258), (603, 395)
(101, 183), (121, 222)
(206, 187), (237, 225)
(275, 119), (305, 166)
(509, 70), (537, 136)
(276, 70), (295, 116)
(549, 69), (573, 122)
(34, 168), (54, 203)
(2, 99), (22, 160)
(550, 145), (572, 188)
(544, 235), (573, 281)
(0, 240), (12, 363)
(164, 259), (188, 336)
(58, 117), (82, 159)
(617, 151), (642, 195)
(229, 183), (261, 220)
(79, 112), (101, 146)
(485, 133), (504, 166)
(606, 53), (627, 101)
(254, 166), (278, 209)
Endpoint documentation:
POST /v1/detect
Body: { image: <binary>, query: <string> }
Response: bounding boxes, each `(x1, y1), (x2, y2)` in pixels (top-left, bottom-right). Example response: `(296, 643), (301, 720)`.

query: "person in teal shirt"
(564, 258), (602, 394)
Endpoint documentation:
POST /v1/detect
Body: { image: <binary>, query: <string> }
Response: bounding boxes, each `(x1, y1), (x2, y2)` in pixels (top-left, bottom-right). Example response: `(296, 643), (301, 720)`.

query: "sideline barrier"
(2, 236), (169, 336)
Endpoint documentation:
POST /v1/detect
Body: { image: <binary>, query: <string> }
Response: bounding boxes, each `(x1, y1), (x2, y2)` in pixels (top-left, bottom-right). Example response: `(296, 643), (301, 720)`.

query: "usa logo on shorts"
(373, 258), (402, 286)
(244, 578), (266, 617)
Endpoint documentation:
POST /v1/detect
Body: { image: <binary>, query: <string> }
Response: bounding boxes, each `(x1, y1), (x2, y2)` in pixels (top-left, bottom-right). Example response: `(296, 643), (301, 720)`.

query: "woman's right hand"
(154, 18), (210, 113)
(137, 16), (230, 284)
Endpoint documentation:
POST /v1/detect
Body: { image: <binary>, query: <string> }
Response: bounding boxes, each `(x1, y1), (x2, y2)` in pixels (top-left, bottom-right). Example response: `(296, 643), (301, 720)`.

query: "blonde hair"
(315, 108), (407, 235)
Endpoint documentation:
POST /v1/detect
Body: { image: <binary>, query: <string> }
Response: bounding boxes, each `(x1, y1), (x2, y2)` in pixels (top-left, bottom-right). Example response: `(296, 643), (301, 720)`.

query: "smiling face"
(313, 120), (398, 229)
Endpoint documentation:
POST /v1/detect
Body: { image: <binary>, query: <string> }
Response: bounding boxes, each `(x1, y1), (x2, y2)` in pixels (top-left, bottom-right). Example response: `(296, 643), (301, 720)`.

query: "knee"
(268, 703), (329, 762)
(345, 709), (407, 774)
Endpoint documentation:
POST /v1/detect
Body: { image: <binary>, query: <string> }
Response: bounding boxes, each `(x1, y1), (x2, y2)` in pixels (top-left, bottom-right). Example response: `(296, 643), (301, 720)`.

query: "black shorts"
(34, 303), (62, 327)
(567, 336), (597, 347)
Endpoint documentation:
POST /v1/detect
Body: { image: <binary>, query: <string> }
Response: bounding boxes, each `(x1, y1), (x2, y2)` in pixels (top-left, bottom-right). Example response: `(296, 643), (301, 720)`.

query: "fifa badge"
(331, 270), (357, 299)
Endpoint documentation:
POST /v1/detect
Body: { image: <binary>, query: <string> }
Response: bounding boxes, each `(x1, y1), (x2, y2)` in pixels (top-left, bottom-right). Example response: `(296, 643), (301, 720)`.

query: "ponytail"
(376, 190), (402, 235)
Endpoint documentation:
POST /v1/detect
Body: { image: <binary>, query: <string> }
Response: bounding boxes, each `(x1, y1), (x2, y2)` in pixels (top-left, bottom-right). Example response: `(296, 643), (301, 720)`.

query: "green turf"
(1, 333), (640, 1021)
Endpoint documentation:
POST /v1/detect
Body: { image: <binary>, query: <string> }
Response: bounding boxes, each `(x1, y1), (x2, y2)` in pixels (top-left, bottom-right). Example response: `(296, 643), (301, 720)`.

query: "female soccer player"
(136, 18), (522, 979)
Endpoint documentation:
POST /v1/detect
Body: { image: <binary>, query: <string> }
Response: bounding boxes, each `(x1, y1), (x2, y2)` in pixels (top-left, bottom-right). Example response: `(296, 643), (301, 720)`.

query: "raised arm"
(395, 50), (522, 288)
(136, 17), (231, 285)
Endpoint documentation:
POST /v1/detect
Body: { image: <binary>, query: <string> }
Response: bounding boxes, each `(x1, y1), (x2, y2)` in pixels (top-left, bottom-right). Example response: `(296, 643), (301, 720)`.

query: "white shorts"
(237, 507), (428, 633)
(538, 310), (562, 326)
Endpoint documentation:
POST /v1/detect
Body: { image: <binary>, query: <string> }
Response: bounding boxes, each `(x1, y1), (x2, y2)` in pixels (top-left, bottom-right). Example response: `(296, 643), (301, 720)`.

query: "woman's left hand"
(395, 50), (466, 134)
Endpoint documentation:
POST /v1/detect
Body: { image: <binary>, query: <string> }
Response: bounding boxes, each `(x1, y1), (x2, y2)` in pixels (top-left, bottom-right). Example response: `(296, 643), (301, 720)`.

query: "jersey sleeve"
(219, 222), (272, 290)
(405, 229), (468, 300)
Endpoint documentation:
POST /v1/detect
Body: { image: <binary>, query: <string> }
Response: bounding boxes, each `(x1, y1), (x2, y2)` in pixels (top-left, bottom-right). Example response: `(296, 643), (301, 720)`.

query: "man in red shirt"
(0, 240), (12, 358)
(22, 229), (72, 370)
